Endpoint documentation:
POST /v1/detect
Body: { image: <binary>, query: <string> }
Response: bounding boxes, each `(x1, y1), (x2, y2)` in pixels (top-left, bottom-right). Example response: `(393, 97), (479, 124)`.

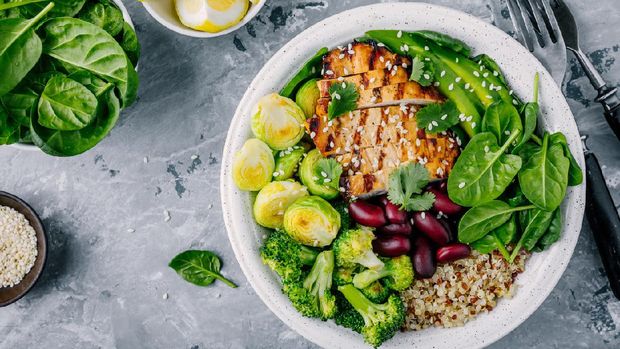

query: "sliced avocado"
(295, 78), (320, 119)
(299, 149), (339, 200)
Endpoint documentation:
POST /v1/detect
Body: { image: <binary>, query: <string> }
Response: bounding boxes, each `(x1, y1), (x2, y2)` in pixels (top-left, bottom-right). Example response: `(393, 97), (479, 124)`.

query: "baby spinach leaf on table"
(116, 22), (140, 67)
(482, 100), (523, 146)
(549, 132), (583, 186)
(30, 87), (119, 156)
(387, 162), (435, 211)
(327, 82), (358, 120)
(518, 133), (570, 211)
(458, 200), (533, 243)
(0, 103), (19, 144)
(534, 207), (562, 251)
(409, 55), (434, 87)
(509, 208), (555, 262)
(416, 100), (459, 133)
(411, 30), (471, 56)
(169, 250), (237, 288)
(37, 75), (98, 130)
(41, 17), (138, 107)
(280, 47), (328, 99)
(1, 87), (38, 126)
(77, 0), (123, 36)
(447, 131), (523, 207)
(0, 2), (53, 97)
(18, 0), (85, 18)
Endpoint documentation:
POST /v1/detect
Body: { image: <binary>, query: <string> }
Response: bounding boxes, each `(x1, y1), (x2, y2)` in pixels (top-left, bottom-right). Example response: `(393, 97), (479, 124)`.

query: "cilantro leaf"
(387, 163), (435, 211)
(314, 158), (343, 190)
(416, 100), (460, 133)
(327, 82), (359, 120)
(409, 55), (434, 87)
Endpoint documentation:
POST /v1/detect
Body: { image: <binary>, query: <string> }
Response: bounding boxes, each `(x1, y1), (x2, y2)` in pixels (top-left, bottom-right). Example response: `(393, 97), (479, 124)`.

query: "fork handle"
(598, 89), (620, 141)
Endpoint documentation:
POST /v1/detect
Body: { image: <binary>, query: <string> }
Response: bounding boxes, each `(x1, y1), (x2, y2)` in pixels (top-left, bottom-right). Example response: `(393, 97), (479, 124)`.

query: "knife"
(551, 0), (620, 141)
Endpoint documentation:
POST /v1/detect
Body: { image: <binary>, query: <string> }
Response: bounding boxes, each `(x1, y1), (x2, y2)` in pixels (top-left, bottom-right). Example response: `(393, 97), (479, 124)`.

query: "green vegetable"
(518, 133), (570, 211)
(352, 255), (414, 291)
(338, 284), (405, 348)
(334, 265), (358, 286)
(77, 0), (124, 36)
(250, 93), (306, 150)
(280, 47), (327, 99)
(470, 215), (516, 260)
(273, 146), (305, 181)
(1, 87), (38, 126)
(481, 100), (523, 146)
(409, 55), (433, 87)
(458, 200), (534, 243)
(549, 132), (583, 186)
(253, 181), (308, 229)
(513, 73), (539, 153)
(509, 208), (555, 262)
(535, 208), (562, 251)
(472, 54), (508, 86)
(0, 3), (53, 97)
(361, 281), (390, 303)
(333, 228), (383, 270)
(413, 30), (471, 56)
(416, 100), (460, 133)
(18, 0), (86, 18)
(283, 195), (340, 247)
(299, 149), (340, 200)
(335, 292), (365, 333)
(232, 138), (275, 191)
(447, 131), (522, 207)
(67, 70), (114, 96)
(116, 22), (140, 67)
(387, 162), (435, 211)
(168, 250), (237, 288)
(0, 103), (19, 144)
(37, 75), (98, 130)
(22, 70), (64, 94)
(41, 17), (138, 107)
(295, 78), (319, 119)
(327, 81), (359, 120)
(260, 229), (319, 282)
(332, 200), (352, 231)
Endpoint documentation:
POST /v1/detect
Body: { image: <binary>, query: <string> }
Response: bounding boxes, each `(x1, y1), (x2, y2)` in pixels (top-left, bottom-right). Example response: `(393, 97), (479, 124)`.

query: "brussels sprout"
(284, 196), (341, 247)
(253, 181), (309, 229)
(295, 79), (319, 119)
(232, 138), (275, 191)
(251, 93), (306, 150)
(299, 149), (341, 200)
(273, 146), (306, 181)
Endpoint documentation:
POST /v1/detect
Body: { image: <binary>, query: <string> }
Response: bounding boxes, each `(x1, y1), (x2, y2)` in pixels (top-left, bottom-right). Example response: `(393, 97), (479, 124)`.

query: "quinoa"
(0, 205), (38, 288)
(401, 249), (528, 330)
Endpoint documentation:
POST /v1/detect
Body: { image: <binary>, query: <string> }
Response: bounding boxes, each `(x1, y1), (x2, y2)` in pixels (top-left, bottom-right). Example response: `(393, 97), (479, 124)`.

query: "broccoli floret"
(335, 292), (365, 333)
(353, 255), (414, 291)
(333, 265), (359, 286)
(260, 230), (319, 282)
(284, 250), (337, 320)
(361, 281), (390, 303)
(338, 284), (406, 348)
(333, 228), (384, 270)
(332, 200), (352, 231)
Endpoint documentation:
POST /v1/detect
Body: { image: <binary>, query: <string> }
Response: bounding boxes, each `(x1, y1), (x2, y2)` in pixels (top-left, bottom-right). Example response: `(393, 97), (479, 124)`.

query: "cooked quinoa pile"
(0, 205), (38, 288)
(401, 250), (528, 330)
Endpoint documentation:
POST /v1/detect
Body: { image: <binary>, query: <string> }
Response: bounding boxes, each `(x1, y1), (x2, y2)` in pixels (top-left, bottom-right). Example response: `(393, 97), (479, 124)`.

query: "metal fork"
(506, 0), (567, 85)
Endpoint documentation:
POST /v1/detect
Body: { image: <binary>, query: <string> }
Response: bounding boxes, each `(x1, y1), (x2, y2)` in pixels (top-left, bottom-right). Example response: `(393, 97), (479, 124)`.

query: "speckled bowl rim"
(10, 0), (136, 152)
(220, 3), (586, 348)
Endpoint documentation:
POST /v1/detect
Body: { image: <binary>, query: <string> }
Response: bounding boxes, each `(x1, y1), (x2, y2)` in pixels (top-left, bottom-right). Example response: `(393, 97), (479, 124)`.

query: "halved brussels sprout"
(232, 138), (275, 191)
(295, 78), (319, 119)
(251, 93), (306, 150)
(299, 149), (341, 200)
(284, 195), (341, 247)
(273, 146), (306, 181)
(253, 181), (309, 229)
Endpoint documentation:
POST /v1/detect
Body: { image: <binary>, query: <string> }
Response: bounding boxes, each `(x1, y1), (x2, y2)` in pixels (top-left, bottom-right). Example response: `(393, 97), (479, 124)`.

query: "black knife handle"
(604, 104), (620, 141)
(596, 86), (620, 141)
(585, 152), (620, 300)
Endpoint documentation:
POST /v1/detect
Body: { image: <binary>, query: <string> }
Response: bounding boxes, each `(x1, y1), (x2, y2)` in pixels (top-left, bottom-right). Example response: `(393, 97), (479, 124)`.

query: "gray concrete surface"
(1, 0), (620, 348)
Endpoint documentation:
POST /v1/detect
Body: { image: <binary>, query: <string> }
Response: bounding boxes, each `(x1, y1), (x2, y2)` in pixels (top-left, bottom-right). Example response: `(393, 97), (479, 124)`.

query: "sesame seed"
(342, 82), (346, 88)
(127, 228), (135, 233)
(458, 182), (466, 188)
(322, 127), (329, 133)
(448, 83), (454, 91)
(421, 212), (426, 219)
(482, 81), (486, 87)
(473, 71), (480, 77)
(484, 145), (490, 153)
(379, 56), (385, 62)
(377, 42), (385, 47)
(483, 72), (489, 78)
(397, 30), (403, 38)
(369, 77), (376, 83)
(325, 69), (334, 75)
(441, 114), (447, 120)
(465, 83), (471, 89)
(434, 81), (440, 87)
(310, 131), (316, 138)
(432, 121), (439, 127)
(339, 53), (345, 59)
(512, 99), (518, 105)
(423, 73), (430, 80)
(471, 122), (477, 128)
(486, 95), (493, 99)
(440, 70), (446, 77)
(424, 45), (430, 51)
(455, 77), (462, 82)
(343, 67), (349, 75)
(143, 156), (149, 163)
(505, 130), (511, 135)
(493, 71), (499, 76)
(337, 76), (344, 82)
(163, 293), (169, 300)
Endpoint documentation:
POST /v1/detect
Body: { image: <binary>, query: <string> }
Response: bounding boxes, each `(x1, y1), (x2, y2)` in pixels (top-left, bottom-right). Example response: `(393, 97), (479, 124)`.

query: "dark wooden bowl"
(0, 191), (47, 307)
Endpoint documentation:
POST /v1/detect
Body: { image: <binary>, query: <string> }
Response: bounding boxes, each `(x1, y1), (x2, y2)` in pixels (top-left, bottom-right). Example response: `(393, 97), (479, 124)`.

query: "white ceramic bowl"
(220, 3), (586, 348)
(142, 0), (265, 38)
(10, 0), (135, 152)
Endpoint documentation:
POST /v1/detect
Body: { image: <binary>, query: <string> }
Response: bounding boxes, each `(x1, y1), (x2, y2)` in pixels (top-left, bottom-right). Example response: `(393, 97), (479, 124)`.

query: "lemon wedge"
(175, 0), (249, 33)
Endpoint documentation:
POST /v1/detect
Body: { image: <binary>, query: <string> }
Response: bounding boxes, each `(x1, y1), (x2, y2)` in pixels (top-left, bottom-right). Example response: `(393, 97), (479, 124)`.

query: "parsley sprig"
(327, 82), (359, 120)
(387, 163), (435, 211)
(416, 100), (460, 133)
(409, 55), (434, 87)
(314, 158), (343, 190)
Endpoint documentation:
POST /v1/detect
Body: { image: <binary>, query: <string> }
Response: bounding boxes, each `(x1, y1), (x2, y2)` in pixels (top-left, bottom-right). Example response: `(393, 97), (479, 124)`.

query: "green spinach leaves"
(38, 75), (98, 130)
(169, 250), (237, 288)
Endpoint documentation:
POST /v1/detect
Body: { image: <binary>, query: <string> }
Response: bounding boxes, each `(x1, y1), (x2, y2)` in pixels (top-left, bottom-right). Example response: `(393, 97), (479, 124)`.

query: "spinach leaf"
(22, 70), (64, 94)
(513, 73), (539, 153)
(416, 100), (460, 133)
(280, 47), (327, 99)
(68, 70), (114, 96)
(0, 103), (19, 144)
(509, 208), (555, 261)
(447, 131), (522, 207)
(116, 22), (140, 67)
(169, 250), (237, 288)
(458, 200), (533, 243)
(37, 75), (98, 130)
(470, 216), (516, 260)
(78, 0), (123, 36)
(481, 100), (523, 146)
(549, 132), (583, 186)
(19, 0), (85, 18)
(495, 214), (518, 244)
(30, 86), (119, 156)
(534, 207), (562, 251)
(412, 30), (471, 56)
(1, 87), (38, 126)
(41, 17), (138, 107)
(0, 3), (53, 97)
(518, 133), (570, 211)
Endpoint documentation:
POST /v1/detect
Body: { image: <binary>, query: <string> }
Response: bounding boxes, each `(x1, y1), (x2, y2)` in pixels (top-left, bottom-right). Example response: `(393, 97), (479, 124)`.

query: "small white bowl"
(142, 0), (265, 38)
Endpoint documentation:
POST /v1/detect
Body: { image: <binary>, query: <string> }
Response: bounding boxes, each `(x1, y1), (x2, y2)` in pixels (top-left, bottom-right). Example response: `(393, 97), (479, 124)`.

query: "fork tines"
(507, 0), (561, 51)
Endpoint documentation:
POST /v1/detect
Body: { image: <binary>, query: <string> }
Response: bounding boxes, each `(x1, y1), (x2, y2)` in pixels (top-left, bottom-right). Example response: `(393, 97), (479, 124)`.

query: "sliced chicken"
(317, 68), (410, 98)
(322, 42), (411, 79)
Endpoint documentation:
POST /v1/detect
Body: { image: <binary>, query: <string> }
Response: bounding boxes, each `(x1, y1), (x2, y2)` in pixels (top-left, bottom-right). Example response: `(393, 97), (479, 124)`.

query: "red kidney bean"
(373, 235), (411, 257)
(348, 201), (387, 227)
(379, 222), (413, 235)
(438, 219), (455, 243)
(376, 195), (390, 207)
(436, 243), (471, 264)
(411, 211), (450, 246)
(412, 236), (436, 278)
(438, 180), (448, 192)
(428, 188), (462, 216)
(384, 201), (408, 224)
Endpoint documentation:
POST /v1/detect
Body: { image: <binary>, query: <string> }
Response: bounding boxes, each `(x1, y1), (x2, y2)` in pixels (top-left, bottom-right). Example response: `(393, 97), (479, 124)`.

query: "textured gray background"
(1, 0), (620, 348)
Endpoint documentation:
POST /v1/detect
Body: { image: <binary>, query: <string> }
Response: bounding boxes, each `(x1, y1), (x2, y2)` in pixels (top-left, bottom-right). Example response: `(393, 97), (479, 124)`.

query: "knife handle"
(585, 151), (620, 300)
(603, 103), (620, 141)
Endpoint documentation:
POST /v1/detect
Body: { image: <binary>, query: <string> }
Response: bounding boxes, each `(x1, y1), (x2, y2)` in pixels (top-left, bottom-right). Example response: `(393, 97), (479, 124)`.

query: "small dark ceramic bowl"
(0, 191), (47, 307)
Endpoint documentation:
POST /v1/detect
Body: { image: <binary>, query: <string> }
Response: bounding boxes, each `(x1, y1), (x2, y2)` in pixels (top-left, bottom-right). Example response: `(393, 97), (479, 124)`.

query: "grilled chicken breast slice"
(317, 68), (410, 98)
(322, 42), (411, 79)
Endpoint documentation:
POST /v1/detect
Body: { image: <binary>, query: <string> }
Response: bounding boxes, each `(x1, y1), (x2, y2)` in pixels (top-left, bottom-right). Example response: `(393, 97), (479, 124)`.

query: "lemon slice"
(175, 0), (249, 33)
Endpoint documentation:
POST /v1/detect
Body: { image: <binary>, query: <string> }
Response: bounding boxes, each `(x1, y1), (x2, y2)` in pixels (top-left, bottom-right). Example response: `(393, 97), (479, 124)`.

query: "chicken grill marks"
(322, 42), (411, 79)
